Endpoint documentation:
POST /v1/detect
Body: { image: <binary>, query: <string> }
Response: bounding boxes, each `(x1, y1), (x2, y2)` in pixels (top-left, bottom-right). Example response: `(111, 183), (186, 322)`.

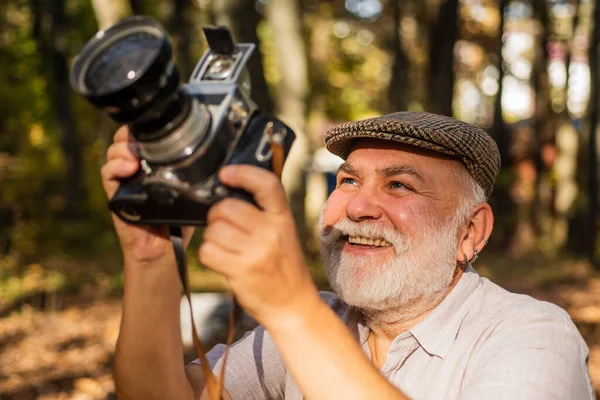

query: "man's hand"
(198, 164), (318, 328)
(101, 125), (192, 265)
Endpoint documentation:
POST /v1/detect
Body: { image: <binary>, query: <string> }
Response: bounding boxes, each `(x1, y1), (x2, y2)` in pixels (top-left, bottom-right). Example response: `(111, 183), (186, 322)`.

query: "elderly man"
(103, 112), (593, 400)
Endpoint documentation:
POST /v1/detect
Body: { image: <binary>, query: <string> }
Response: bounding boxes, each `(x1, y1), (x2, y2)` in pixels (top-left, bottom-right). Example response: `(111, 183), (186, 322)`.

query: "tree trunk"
(91, 0), (132, 30)
(428, 0), (458, 116)
(532, 0), (551, 242)
(129, 0), (144, 14)
(387, 0), (409, 112)
(488, 0), (513, 250)
(506, 0), (550, 256)
(170, 0), (194, 79)
(551, 0), (581, 252)
(31, 0), (87, 217)
(265, 0), (311, 247)
(213, 0), (275, 113)
(587, 0), (600, 266)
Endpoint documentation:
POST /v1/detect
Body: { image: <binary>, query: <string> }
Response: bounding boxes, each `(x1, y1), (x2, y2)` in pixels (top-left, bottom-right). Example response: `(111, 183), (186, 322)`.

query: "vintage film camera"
(70, 16), (295, 225)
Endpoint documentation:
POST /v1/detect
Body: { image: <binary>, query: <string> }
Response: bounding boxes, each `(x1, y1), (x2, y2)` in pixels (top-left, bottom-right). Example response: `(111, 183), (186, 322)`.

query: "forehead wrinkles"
(346, 141), (461, 174)
(342, 146), (434, 180)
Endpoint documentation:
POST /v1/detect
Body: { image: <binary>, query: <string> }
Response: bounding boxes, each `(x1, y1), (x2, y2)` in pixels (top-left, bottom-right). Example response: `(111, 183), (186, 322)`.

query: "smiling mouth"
(344, 236), (392, 247)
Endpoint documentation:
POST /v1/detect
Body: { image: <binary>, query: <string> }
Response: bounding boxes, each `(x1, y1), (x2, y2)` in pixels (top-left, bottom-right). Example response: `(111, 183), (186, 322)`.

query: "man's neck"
(367, 306), (433, 341)
(366, 309), (432, 370)
(365, 265), (465, 366)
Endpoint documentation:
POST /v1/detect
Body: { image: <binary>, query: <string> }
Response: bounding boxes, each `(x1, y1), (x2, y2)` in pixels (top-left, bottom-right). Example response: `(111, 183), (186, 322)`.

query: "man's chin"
(329, 271), (403, 309)
(333, 288), (403, 312)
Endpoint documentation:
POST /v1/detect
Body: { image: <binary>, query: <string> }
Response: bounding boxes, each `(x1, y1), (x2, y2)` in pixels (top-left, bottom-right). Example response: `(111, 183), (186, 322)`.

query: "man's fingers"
(202, 220), (246, 254)
(198, 241), (242, 276)
(101, 159), (139, 180)
(207, 198), (261, 232)
(218, 165), (288, 214)
(106, 141), (139, 161)
(113, 125), (134, 143)
(101, 159), (139, 197)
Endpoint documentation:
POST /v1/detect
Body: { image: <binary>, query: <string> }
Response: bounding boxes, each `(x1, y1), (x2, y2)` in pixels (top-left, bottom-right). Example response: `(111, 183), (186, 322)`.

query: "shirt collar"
(409, 264), (480, 358)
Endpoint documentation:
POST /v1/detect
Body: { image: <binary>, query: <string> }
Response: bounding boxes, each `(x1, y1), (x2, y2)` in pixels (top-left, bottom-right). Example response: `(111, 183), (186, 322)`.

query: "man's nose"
(345, 187), (383, 222)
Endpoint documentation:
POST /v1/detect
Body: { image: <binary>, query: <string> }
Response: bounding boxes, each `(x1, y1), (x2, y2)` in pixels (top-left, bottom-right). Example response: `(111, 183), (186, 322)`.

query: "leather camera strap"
(168, 130), (286, 399)
(170, 226), (240, 400)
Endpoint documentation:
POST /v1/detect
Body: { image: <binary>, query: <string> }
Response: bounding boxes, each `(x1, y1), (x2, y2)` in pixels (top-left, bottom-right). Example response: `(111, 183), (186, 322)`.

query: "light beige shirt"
(200, 266), (594, 399)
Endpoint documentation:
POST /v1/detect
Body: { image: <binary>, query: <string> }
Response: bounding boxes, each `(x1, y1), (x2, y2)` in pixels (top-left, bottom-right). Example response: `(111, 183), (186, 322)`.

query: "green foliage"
(0, 7), (46, 154)
(0, 1), (118, 270)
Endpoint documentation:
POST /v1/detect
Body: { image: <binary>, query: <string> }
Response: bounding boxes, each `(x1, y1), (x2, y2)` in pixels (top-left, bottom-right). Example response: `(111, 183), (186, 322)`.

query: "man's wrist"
(122, 252), (181, 295)
(262, 285), (324, 337)
(123, 250), (175, 272)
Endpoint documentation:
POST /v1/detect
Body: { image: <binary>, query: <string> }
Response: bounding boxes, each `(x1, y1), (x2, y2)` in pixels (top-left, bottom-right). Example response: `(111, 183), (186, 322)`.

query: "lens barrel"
(70, 16), (188, 141)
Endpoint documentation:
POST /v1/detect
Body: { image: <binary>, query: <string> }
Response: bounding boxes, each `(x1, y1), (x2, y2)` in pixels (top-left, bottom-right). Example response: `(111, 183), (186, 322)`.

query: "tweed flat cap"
(325, 111), (501, 199)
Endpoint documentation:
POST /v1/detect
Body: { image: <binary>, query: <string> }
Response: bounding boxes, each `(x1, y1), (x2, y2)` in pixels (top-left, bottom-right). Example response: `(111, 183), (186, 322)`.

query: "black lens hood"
(70, 16), (176, 118)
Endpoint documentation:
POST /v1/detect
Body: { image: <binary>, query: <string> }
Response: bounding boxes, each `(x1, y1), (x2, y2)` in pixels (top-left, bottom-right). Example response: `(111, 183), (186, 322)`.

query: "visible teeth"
(348, 236), (391, 247)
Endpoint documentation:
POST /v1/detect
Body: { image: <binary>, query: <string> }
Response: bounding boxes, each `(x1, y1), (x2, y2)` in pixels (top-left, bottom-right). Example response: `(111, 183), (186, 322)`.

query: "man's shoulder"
(475, 277), (573, 324)
(450, 278), (594, 400)
(467, 277), (586, 350)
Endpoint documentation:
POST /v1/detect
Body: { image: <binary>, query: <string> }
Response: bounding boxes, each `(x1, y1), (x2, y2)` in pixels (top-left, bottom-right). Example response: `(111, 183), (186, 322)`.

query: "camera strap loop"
(170, 226), (241, 400)
(266, 122), (285, 178)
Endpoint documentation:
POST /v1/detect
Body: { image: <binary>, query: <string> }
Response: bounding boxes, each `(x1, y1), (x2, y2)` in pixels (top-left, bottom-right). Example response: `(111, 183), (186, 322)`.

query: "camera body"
(71, 18), (295, 226)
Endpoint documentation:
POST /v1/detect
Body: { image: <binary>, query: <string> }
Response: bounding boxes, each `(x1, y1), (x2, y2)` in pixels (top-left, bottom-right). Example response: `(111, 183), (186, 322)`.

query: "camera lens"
(70, 16), (194, 145)
(84, 31), (161, 94)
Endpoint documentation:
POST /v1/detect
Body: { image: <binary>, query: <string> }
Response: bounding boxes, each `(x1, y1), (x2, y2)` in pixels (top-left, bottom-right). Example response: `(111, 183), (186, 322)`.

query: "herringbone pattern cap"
(325, 111), (501, 199)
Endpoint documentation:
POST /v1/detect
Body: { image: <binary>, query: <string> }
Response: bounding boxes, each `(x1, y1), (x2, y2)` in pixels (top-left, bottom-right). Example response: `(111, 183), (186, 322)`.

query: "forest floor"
(1, 254), (600, 399)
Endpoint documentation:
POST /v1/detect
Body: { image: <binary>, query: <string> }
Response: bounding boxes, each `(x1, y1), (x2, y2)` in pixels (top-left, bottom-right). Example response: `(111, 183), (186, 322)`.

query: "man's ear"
(456, 203), (494, 263)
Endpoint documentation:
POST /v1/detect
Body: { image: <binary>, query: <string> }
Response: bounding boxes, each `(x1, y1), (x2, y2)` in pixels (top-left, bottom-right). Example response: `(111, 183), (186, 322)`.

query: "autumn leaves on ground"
(1, 255), (600, 399)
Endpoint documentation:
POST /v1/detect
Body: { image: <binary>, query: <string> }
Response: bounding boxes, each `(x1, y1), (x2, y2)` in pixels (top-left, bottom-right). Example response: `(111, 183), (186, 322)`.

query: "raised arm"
(198, 165), (409, 400)
(102, 126), (203, 400)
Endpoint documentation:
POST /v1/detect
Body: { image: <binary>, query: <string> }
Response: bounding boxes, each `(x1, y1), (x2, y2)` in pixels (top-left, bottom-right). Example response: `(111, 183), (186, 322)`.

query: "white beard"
(318, 210), (460, 323)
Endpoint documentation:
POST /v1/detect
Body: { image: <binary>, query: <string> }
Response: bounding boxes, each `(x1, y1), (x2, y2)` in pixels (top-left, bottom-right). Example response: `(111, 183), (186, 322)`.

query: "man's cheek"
(385, 203), (431, 240)
(321, 192), (348, 225)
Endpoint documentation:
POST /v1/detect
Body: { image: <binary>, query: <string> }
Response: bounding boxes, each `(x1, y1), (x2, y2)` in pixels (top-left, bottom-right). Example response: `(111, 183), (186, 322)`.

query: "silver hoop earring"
(482, 238), (489, 245)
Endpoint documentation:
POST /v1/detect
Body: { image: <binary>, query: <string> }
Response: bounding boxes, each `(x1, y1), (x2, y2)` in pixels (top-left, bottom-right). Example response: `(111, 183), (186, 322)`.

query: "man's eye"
(390, 181), (405, 189)
(339, 177), (356, 186)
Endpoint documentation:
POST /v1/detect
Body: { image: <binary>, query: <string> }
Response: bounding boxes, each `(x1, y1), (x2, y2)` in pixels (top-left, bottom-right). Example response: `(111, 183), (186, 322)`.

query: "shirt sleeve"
(189, 292), (344, 400)
(459, 301), (594, 400)
(191, 325), (286, 400)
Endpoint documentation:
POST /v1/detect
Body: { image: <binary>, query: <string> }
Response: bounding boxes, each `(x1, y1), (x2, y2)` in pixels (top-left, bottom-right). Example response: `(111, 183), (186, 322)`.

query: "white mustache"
(319, 218), (410, 254)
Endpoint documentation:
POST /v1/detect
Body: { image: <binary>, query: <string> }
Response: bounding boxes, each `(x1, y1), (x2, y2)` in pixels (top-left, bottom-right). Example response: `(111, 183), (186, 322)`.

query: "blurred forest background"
(2, 0), (600, 398)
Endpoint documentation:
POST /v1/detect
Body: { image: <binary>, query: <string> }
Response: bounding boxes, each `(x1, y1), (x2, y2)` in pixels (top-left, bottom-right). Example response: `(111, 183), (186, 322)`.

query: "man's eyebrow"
(377, 165), (425, 182)
(337, 162), (359, 176)
(337, 163), (424, 182)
